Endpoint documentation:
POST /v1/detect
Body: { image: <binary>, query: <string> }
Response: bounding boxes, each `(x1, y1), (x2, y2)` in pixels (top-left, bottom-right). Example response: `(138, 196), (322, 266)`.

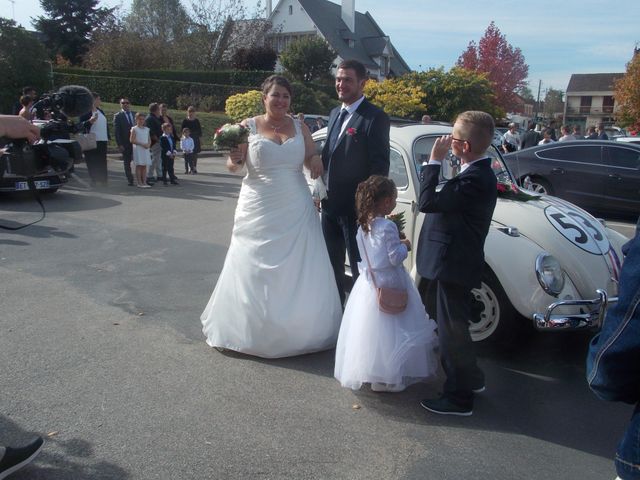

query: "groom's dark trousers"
(321, 98), (390, 304)
(416, 158), (497, 406)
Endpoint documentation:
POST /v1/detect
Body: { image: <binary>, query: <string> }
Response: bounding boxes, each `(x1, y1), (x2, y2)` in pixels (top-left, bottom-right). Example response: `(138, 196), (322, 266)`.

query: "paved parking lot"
(0, 156), (635, 479)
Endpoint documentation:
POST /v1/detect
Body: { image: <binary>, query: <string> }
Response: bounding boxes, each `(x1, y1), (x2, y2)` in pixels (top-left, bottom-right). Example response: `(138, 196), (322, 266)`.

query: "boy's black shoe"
(420, 396), (473, 416)
(163, 181), (169, 186)
(0, 437), (44, 479)
(170, 180), (179, 185)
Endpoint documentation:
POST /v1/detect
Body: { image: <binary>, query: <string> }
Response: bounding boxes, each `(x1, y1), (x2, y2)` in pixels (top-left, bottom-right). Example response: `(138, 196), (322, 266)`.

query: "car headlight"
(535, 253), (565, 297)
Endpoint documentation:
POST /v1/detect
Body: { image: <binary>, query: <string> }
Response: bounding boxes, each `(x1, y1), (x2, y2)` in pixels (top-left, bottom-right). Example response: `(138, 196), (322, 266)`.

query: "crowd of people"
(501, 120), (613, 153)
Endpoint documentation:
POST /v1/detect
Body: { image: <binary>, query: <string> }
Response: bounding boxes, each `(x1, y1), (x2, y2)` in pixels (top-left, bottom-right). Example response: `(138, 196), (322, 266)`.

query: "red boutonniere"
(346, 127), (357, 136)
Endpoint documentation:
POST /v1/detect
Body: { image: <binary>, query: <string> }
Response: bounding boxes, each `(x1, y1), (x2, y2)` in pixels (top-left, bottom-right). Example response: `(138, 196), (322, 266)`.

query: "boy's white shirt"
(181, 136), (194, 153)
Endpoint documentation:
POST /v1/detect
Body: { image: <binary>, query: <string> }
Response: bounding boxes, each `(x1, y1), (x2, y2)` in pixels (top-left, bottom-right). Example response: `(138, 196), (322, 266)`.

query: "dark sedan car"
(503, 140), (640, 216)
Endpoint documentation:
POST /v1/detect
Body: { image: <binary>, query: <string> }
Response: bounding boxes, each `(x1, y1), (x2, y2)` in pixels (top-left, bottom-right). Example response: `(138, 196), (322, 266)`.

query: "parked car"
(502, 140), (640, 216)
(312, 124), (628, 343)
(0, 143), (72, 194)
(615, 136), (640, 145)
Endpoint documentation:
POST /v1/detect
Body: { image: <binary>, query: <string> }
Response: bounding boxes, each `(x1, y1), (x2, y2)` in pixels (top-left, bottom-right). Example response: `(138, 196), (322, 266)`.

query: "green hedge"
(53, 73), (254, 110)
(54, 68), (273, 87)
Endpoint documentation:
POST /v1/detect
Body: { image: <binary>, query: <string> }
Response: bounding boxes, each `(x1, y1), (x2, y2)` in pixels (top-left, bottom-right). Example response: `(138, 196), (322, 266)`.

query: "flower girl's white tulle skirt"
(334, 272), (439, 390)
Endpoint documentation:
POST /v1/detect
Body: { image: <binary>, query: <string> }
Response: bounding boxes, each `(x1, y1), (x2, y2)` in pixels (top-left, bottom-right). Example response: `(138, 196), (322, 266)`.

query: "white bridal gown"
(201, 118), (342, 358)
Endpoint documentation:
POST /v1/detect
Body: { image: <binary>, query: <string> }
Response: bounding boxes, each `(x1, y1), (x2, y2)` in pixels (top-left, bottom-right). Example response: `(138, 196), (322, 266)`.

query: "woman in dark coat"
(180, 106), (202, 174)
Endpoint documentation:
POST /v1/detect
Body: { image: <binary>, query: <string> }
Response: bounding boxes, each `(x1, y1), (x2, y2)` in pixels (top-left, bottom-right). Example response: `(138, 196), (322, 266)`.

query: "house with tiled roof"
(563, 73), (624, 128)
(264, 0), (411, 80)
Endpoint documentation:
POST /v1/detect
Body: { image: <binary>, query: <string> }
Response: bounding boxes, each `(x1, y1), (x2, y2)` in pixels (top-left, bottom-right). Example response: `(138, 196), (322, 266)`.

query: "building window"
(580, 96), (592, 115)
(289, 5), (293, 14)
(603, 95), (615, 114)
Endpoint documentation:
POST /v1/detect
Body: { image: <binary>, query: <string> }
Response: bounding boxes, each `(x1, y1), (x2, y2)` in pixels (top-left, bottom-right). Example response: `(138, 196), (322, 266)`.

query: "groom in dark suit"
(113, 97), (136, 186)
(417, 111), (498, 416)
(321, 59), (390, 305)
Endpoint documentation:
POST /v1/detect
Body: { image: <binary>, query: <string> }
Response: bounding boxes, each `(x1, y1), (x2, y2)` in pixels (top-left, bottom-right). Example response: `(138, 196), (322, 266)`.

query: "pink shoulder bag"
(361, 235), (408, 315)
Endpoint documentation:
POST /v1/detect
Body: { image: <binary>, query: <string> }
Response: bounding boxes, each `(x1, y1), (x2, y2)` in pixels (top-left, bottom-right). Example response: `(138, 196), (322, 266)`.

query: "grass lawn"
(101, 102), (231, 150)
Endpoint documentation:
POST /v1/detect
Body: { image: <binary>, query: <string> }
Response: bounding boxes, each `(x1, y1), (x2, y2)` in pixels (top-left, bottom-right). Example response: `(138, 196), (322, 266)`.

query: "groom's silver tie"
(328, 108), (348, 152)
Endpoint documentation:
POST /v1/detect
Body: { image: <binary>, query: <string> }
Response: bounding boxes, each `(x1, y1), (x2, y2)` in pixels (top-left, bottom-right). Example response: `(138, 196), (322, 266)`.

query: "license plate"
(15, 180), (50, 191)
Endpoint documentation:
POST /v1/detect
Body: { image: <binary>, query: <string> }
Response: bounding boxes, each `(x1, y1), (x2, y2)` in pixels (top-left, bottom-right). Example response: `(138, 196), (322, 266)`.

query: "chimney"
(266, 0), (272, 17)
(341, 0), (355, 33)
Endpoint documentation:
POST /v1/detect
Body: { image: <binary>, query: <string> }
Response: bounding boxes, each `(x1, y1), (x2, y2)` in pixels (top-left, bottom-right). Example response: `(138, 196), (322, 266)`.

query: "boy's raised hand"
(430, 135), (453, 162)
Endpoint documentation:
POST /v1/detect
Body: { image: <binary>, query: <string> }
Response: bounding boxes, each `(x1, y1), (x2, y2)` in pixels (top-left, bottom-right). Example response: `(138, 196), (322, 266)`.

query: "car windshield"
(412, 135), (515, 184)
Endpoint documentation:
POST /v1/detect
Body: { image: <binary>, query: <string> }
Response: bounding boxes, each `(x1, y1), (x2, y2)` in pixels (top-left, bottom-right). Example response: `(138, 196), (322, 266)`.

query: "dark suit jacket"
(321, 98), (390, 216)
(520, 129), (540, 149)
(145, 114), (163, 145)
(160, 135), (176, 162)
(113, 110), (136, 147)
(416, 158), (497, 288)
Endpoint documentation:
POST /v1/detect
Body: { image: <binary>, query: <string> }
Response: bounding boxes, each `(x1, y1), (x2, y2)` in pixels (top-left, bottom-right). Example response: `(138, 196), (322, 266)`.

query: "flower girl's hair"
(355, 175), (396, 233)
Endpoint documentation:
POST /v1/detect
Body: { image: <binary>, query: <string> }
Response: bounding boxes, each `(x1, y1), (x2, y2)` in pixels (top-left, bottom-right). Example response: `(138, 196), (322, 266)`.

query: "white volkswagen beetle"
(313, 124), (628, 343)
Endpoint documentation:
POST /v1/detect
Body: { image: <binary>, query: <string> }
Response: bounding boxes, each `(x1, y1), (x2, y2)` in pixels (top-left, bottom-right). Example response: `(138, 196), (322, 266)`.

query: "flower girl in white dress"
(334, 176), (439, 392)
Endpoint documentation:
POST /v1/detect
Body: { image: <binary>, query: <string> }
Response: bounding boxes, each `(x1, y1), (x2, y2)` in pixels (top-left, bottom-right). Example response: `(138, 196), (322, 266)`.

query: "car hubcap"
(529, 182), (548, 194)
(469, 282), (500, 341)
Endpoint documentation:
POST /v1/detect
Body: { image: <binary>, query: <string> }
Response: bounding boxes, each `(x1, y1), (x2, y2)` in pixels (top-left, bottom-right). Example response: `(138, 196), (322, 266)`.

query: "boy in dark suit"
(321, 59), (390, 305)
(160, 123), (179, 186)
(417, 111), (498, 416)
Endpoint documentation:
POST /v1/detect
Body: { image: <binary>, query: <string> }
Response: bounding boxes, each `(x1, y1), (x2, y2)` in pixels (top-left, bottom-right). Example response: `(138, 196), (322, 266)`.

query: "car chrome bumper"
(533, 289), (618, 331)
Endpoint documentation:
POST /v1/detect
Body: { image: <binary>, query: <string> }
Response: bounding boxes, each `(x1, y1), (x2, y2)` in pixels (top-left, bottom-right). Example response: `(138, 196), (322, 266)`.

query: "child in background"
(180, 128), (195, 174)
(334, 175), (439, 393)
(130, 112), (152, 188)
(18, 95), (34, 121)
(160, 122), (179, 186)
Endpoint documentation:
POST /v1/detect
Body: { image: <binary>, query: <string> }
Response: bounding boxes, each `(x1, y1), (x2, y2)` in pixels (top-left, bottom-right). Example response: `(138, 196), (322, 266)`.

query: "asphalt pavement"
(0, 155), (635, 479)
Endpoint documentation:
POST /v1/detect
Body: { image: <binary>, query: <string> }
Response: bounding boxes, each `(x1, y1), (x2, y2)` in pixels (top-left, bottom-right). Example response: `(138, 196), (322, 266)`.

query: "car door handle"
(609, 174), (622, 180)
(551, 168), (565, 174)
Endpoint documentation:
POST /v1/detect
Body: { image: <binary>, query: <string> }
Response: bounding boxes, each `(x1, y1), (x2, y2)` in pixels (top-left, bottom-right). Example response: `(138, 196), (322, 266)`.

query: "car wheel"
(469, 268), (522, 343)
(524, 176), (553, 195)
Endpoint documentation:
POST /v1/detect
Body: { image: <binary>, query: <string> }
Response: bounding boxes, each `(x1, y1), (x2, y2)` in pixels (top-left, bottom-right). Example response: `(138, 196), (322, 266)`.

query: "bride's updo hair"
(261, 75), (292, 97)
(356, 175), (397, 233)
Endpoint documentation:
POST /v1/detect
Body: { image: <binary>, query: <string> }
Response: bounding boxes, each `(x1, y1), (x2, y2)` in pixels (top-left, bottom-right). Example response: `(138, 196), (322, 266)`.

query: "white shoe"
(370, 382), (406, 393)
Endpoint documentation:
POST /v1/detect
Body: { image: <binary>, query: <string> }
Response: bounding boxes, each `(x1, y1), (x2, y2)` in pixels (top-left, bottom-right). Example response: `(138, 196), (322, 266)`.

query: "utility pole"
(534, 79), (542, 122)
(9, 0), (15, 21)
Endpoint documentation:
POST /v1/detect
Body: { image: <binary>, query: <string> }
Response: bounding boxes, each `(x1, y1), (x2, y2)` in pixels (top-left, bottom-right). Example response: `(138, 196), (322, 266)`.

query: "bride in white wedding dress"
(201, 76), (343, 358)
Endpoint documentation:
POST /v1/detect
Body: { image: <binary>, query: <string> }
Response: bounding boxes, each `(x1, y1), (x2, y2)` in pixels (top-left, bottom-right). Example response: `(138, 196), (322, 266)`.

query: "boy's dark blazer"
(416, 158), (497, 289)
(159, 135), (176, 162)
(321, 98), (390, 216)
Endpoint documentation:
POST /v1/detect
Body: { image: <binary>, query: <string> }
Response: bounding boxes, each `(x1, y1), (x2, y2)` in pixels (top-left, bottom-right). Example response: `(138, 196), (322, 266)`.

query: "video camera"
(1, 85), (93, 179)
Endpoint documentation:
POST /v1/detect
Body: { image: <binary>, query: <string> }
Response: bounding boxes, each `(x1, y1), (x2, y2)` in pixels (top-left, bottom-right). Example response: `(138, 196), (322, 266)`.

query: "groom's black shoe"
(471, 382), (486, 394)
(420, 396), (473, 416)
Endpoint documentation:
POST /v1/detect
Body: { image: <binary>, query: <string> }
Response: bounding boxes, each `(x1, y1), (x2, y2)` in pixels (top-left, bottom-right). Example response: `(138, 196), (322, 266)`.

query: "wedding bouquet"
(213, 123), (250, 151)
(387, 212), (406, 239)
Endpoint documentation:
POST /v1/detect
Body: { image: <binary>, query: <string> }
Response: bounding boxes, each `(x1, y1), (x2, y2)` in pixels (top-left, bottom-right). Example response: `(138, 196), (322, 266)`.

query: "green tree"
(225, 90), (264, 122)
(403, 67), (502, 122)
(33, 0), (114, 65)
(543, 88), (564, 117)
(280, 37), (335, 83)
(517, 85), (535, 103)
(231, 46), (277, 71)
(125, 0), (192, 42)
(363, 79), (425, 118)
(0, 18), (49, 113)
(614, 52), (640, 130)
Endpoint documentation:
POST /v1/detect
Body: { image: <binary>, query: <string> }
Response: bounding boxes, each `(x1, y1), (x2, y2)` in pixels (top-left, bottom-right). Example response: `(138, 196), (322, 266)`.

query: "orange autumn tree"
(614, 51), (640, 131)
(457, 21), (529, 113)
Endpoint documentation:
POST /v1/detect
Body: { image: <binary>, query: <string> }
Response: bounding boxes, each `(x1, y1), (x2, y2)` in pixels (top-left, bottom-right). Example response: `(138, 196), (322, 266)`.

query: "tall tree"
(456, 21), (529, 113)
(404, 67), (503, 122)
(614, 51), (640, 130)
(33, 0), (114, 65)
(280, 37), (335, 83)
(125, 0), (192, 43)
(363, 79), (425, 118)
(0, 18), (49, 113)
(543, 88), (564, 118)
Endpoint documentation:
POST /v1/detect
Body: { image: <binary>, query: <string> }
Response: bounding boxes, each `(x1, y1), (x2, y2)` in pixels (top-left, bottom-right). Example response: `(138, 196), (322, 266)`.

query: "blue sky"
(6, 0), (639, 94)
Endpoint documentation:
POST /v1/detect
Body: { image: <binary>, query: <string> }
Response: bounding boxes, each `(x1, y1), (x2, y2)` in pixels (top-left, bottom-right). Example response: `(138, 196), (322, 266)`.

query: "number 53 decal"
(545, 206), (610, 255)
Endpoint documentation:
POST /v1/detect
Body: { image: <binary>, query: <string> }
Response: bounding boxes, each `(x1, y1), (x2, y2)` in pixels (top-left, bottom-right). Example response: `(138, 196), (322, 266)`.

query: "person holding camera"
(80, 92), (109, 187)
(0, 115), (46, 477)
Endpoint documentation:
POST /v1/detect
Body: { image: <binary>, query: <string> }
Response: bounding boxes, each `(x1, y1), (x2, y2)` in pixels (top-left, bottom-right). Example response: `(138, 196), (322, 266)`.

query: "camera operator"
(0, 115), (40, 145)
(0, 114), (46, 476)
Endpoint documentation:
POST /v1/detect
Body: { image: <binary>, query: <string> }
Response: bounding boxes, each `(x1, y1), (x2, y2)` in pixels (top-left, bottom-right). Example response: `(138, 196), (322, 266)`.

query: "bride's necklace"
(263, 115), (287, 133)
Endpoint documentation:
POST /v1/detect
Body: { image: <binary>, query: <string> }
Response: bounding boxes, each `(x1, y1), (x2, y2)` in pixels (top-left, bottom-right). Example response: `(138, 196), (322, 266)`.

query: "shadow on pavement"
(0, 416), (130, 479)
